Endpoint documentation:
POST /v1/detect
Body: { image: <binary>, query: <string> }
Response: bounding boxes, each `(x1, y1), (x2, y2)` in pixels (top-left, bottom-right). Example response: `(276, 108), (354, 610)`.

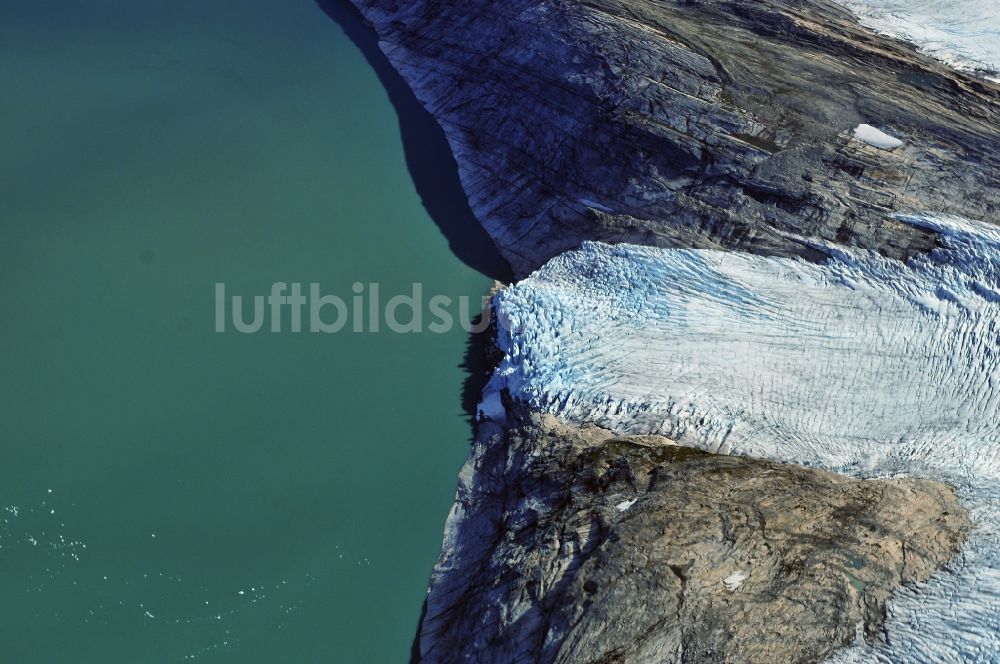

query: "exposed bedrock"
(346, 0), (999, 276)
(420, 410), (970, 664)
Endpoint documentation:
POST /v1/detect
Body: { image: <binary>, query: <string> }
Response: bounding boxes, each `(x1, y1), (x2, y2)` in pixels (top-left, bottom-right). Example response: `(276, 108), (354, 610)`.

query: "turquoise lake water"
(0, 1), (504, 661)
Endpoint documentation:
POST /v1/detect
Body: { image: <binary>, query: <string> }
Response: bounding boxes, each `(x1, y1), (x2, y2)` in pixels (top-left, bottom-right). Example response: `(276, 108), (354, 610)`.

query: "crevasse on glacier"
(837, 0), (1000, 78)
(486, 214), (1000, 662)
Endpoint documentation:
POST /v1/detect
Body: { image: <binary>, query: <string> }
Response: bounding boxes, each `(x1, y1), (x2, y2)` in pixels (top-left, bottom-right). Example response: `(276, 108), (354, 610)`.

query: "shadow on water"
(315, 0), (510, 424)
(314, 0), (511, 284)
(314, 3), (512, 661)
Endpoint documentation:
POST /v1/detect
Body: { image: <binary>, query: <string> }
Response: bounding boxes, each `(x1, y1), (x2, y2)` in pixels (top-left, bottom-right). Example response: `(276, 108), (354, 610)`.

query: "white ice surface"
(723, 571), (748, 592)
(487, 214), (1000, 662)
(837, 0), (1000, 78)
(853, 124), (903, 149)
(615, 498), (638, 512)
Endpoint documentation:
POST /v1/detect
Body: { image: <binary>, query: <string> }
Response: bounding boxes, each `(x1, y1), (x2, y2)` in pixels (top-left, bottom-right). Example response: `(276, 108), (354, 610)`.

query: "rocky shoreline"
(420, 410), (969, 663)
(340, 0), (998, 660)
(347, 0), (999, 277)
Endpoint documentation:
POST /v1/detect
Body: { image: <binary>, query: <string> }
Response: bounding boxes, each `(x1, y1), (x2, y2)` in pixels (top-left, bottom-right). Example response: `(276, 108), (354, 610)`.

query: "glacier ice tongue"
(490, 213), (1000, 662)
(836, 0), (1000, 77)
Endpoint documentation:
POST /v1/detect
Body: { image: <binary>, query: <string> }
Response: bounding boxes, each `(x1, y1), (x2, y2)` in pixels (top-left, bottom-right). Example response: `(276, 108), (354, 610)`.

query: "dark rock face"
(347, 0), (999, 276)
(421, 413), (970, 664)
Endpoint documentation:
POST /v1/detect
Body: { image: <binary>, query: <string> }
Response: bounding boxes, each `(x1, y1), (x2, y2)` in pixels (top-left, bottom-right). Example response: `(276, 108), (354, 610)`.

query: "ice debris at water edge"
(484, 213), (1000, 662)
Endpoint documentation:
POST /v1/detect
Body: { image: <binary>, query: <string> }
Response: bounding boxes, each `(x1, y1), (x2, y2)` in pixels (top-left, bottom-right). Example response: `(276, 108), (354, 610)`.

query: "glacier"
(486, 214), (1000, 662)
(836, 0), (1000, 79)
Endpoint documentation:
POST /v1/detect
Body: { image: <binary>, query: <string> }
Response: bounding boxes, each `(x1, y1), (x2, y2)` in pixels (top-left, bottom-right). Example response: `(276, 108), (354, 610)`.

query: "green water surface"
(0, 1), (497, 661)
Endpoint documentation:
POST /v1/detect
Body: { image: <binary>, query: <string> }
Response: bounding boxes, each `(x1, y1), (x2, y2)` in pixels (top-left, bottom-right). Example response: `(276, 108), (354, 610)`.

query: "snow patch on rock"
(723, 571), (748, 592)
(853, 123), (904, 149)
(614, 498), (638, 512)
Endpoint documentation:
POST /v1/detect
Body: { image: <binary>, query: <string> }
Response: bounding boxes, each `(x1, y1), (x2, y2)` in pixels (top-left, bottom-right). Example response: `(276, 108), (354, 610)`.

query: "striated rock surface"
(420, 411), (970, 663)
(346, 0), (999, 276)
